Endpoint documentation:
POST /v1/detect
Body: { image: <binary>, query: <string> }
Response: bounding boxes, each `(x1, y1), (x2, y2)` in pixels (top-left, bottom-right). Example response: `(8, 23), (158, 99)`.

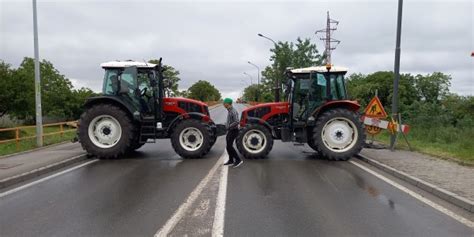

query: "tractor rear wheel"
(78, 104), (136, 159)
(312, 108), (365, 161)
(171, 119), (212, 159)
(236, 124), (273, 159)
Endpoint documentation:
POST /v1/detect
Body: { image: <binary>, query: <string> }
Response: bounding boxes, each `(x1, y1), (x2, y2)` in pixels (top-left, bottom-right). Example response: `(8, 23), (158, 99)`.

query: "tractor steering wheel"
(140, 87), (152, 101)
(140, 87), (148, 96)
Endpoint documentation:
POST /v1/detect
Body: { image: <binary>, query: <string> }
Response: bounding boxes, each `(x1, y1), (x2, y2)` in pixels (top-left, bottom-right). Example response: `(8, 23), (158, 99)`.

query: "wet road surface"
(1, 104), (473, 236)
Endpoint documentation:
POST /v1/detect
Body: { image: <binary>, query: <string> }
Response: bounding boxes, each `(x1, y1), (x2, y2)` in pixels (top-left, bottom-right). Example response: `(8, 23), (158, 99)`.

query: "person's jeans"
(226, 128), (241, 163)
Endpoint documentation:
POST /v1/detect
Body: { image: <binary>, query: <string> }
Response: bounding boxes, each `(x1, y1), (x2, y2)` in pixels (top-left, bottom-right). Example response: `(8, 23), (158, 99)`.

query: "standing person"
(223, 98), (243, 168)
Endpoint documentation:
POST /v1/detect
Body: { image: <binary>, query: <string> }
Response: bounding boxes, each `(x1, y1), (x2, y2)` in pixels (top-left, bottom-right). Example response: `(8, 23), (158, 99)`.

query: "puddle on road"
(324, 161), (398, 211)
(349, 168), (397, 210)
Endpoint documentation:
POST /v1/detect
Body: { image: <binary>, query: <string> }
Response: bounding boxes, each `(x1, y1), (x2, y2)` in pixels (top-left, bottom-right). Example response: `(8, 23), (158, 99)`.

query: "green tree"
(261, 37), (324, 102)
(0, 61), (16, 118)
(242, 84), (260, 102)
(188, 80), (221, 102)
(415, 72), (451, 104)
(148, 59), (181, 97)
(346, 71), (419, 112)
(69, 88), (97, 119)
(12, 58), (77, 120)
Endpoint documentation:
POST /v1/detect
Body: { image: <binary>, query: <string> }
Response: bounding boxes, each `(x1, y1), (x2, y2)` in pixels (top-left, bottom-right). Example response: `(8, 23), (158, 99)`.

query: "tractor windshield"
(291, 72), (348, 120)
(308, 73), (347, 102)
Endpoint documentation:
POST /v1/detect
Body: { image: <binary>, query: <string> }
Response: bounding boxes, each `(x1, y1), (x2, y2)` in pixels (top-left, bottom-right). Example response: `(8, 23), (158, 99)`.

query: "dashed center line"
(154, 152), (229, 237)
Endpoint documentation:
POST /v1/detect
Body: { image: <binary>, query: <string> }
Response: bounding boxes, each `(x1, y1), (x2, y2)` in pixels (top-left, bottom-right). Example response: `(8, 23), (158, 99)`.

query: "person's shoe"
(223, 160), (233, 166)
(233, 160), (243, 168)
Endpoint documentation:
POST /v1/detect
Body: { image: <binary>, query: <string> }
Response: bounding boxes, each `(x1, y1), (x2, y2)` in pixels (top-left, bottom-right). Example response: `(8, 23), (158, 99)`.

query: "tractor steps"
(139, 118), (157, 143)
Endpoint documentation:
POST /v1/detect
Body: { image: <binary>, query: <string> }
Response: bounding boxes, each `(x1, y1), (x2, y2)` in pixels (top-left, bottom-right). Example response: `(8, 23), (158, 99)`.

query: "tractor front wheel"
(236, 124), (273, 159)
(171, 119), (212, 159)
(78, 104), (136, 159)
(312, 108), (365, 161)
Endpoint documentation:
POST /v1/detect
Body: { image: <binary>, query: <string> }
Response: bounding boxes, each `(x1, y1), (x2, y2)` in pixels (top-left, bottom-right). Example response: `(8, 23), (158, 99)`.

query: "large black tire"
(236, 123), (273, 159)
(77, 104), (137, 159)
(171, 119), (212, 159)
(307, 137), (318, 152)
(312, 108), (365, 161)
(207, 125), (217, 151)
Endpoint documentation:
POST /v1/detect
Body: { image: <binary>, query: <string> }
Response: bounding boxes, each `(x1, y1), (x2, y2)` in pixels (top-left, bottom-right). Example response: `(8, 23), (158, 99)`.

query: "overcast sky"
(1, 0), (473, 99)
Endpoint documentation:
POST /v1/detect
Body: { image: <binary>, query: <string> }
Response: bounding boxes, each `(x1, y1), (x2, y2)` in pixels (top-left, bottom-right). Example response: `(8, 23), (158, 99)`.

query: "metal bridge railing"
(0, 121), (78, 151)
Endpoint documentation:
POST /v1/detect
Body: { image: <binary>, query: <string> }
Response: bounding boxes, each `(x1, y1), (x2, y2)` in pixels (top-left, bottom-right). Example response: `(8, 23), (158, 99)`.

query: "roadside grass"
(369, 126), (474, 166)
(0, 125), (76, 157)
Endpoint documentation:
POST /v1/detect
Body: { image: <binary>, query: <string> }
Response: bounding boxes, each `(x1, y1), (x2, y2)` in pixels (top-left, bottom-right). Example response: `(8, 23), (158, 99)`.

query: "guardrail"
(205, 101), (220, 107)
(0, 121), (78, 151)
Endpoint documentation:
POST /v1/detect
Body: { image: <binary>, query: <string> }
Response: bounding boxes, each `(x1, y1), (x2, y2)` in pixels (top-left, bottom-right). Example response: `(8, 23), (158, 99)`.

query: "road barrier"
(0, 121), (78, 151)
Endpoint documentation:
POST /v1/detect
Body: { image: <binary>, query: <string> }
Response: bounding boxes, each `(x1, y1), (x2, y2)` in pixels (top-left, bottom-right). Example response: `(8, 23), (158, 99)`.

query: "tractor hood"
(241, 102), (290, 120)
(243, 102), (289, 113)
(164, 97), (207, 107)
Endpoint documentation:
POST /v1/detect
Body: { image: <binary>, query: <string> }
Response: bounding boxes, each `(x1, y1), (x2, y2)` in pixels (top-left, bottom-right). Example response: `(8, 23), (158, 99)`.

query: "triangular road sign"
(364, 96), (387, 118)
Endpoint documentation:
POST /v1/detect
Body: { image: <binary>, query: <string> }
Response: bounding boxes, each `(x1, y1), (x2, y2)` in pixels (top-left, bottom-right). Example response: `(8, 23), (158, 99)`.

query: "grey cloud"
(1, 0), (472, 99)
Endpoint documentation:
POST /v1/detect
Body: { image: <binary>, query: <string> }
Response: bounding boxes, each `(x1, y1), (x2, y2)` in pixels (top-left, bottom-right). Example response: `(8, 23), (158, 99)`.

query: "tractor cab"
(286, 65), (349, 121)
(101, 61), (160, 117)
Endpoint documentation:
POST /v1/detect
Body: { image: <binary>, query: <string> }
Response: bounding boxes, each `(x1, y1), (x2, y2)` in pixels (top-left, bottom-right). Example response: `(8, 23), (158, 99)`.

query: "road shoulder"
(357, 148), (474, 213)
(0, 142), (86, 189)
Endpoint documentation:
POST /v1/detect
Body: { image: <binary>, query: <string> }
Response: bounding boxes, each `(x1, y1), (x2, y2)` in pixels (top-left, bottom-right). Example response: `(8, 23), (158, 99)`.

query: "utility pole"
(315, 11), (340, 65)
(390, 0), (404, 150)
(32, 0), (43, 147)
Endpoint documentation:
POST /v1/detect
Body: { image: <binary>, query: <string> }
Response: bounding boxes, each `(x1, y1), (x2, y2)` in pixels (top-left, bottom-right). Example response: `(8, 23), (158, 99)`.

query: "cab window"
(103, 69), (119, 95)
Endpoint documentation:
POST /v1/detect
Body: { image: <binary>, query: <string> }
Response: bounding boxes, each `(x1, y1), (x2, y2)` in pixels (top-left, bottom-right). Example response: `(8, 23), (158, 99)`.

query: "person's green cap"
(223, 98), (233, 104)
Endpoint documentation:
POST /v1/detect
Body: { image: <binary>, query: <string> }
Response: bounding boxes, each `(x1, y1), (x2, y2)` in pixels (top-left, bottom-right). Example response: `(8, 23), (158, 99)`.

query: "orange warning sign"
(366, 125), (382, 135)
(364, 96), (387, 118)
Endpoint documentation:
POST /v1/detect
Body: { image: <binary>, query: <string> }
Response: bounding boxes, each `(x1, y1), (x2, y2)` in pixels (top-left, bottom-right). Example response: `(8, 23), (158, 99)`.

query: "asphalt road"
(1, 104), (473, 236)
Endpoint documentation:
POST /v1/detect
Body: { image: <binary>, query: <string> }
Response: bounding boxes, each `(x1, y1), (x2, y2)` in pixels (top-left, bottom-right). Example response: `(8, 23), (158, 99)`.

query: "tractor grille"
(247, 106), (270, 118)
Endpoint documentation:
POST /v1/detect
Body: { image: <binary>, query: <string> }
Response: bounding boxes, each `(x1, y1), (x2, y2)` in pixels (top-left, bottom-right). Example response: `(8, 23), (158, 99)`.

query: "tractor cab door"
(292, 78), (311, 121)
(136, 70), (155, 114)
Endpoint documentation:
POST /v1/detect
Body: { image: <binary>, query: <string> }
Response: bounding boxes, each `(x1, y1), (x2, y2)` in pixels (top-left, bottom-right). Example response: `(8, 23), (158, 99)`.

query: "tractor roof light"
(325, 63), (332, 71)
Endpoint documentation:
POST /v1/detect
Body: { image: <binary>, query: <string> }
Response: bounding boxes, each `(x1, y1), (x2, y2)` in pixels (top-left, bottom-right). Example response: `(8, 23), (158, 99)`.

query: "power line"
(315, 11), (340, 65)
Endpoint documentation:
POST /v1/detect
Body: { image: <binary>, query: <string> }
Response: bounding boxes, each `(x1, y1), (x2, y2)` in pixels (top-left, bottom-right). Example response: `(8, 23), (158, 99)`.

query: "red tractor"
(77, 59), (224, 159)
(237, 65), (365, 161)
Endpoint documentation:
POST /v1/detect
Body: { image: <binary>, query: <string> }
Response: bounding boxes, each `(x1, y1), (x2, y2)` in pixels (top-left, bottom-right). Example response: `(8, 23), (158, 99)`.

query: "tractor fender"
(245, 116), (277, 138)
(166, 112), (211, 133)
(311, 100), (361, 118)
(83, 96), (139, 121)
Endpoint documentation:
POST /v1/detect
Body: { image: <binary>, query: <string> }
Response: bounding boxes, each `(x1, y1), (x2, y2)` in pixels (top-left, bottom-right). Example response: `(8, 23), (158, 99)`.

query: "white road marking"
(154, 152), (228, 237)
(0, 159), (99, 198)
(212, 153), (229, 237)
(349, 160), (474, 229)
